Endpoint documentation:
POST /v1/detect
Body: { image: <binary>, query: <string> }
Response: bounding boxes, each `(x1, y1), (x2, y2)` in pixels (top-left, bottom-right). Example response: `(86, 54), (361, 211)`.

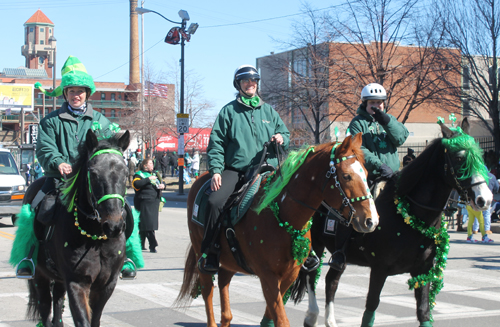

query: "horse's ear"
(337, 134), (352, 154)
(440, 122), (454, 139)
(351, 132), (363, 149)
(85, 129), (98, 152)
(461, 117), (470, 134)
(117, 130), (131, 152)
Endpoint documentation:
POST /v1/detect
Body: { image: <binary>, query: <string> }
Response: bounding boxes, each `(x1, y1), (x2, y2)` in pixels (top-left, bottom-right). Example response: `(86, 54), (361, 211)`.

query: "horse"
(176, 133), (380, 327)
(20, 129), (130, 327)
(290, 120), (493, 327)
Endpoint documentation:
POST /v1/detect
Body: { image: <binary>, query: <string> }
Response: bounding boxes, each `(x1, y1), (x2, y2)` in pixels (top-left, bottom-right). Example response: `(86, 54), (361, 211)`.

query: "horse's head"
(324, 133), (379, 233)
(82, 129), (130, 238)
(440, 118), (492, 211)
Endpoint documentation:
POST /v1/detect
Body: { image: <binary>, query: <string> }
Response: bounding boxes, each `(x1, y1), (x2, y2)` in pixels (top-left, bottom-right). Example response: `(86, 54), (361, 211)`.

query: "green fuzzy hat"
(34, 55), (96, 97)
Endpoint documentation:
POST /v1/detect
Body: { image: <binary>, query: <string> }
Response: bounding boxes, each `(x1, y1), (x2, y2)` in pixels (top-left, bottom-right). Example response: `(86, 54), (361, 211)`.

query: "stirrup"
(328, 250), (346, 271)
(197, 253), (219, 274)
(16, 244), (36, 279)
(301, 254), (320, 272)
(120, 258), (137, 280)
(16, 258), (35, 279)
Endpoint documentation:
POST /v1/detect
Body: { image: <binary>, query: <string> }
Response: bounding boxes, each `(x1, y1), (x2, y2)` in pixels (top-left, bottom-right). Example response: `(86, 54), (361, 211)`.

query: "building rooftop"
(1, 68), (48, 78)
(25, 9), (54, 25)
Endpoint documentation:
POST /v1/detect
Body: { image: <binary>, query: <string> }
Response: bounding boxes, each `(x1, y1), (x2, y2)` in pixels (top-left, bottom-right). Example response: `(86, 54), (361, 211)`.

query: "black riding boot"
(198, 219), (222, 274)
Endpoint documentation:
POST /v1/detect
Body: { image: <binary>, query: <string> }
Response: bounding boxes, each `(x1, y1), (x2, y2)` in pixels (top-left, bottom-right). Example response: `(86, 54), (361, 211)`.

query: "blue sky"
(1, 0), (338, 122)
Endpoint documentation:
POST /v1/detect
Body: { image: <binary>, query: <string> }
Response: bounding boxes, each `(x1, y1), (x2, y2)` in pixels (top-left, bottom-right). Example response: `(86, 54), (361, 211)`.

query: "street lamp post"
(135, 7), (198, 195)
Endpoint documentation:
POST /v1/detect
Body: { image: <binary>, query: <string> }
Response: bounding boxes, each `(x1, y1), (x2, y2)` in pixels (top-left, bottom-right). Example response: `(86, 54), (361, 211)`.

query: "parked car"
(0, 147), (26, 225)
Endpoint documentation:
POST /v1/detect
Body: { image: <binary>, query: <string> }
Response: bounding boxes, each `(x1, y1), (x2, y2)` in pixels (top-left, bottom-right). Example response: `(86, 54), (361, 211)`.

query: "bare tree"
(120, 61), (176, 154)
(325, 0), (461, 123)
(437, 0), (500, 154)
(259, 4), (347, 145)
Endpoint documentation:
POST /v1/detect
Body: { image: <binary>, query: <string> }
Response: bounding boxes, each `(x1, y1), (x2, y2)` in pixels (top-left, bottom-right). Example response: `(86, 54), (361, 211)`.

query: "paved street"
(1, 188), (500, 326)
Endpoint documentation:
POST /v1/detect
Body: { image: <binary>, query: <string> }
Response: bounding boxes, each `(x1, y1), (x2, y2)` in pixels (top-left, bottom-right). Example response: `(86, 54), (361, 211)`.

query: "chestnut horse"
(176, 133), (379, 327)
(290, 120), (493, 327)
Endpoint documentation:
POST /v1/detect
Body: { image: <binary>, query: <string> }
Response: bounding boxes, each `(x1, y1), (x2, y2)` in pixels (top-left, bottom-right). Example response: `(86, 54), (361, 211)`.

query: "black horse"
(23, 129), (130, 327)
(290, 120), (492, 327)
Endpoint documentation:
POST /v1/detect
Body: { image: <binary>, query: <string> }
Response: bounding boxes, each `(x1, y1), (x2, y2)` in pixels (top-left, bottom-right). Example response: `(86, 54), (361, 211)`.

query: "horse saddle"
(191, 171), (271, 228)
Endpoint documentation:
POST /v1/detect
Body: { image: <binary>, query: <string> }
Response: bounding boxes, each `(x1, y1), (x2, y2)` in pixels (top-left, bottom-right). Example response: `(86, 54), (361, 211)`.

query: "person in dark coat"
(402, 148), (416, 167)
(160, 153), (169, 177)
(132, 158), (165, 253)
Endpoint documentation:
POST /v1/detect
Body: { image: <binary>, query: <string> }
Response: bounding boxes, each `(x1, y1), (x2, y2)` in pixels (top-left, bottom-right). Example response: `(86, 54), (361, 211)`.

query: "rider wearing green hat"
(16, 56), (138, 279)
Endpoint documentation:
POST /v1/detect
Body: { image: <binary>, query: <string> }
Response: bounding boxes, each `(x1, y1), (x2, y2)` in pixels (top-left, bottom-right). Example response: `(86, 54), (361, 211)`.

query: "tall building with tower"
(21, 9), (55, 78)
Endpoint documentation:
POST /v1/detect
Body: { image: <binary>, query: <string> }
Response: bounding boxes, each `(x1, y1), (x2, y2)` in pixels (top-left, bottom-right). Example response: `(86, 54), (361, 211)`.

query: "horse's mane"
(395, 138), (443, 197)
(254, 146), (315, 214)
(60, 134), (125, 211)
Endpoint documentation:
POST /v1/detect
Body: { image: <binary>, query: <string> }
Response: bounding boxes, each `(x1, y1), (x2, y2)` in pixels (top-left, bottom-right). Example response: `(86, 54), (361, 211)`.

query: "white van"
(0, 148), (26, 225)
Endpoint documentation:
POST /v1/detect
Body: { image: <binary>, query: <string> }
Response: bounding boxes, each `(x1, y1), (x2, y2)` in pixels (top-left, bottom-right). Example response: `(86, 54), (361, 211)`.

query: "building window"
(49, 28), (51, 33)
(463, 66), (470, 89)
(111, 109), (116, 118)
(40, 40), (44, 45)
(101, 109), (106, 116)
(40, 28), (44, 32)
(111, 93), (116, 101)
(30, 27), (33, 32)
(463, 99), (471, 116)
(37, 93), (43, 99)
(101, 93), (106, 100)
(118, 94), (122, 100)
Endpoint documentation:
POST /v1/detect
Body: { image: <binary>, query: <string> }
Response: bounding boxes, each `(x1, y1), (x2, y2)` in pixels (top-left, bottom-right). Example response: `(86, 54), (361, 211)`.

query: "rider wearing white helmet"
(348, 83), (409, 182)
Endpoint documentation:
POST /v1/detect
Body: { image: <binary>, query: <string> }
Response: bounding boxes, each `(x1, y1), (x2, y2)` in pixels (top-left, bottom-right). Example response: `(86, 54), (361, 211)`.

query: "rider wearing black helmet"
(198, 64), (290, 274)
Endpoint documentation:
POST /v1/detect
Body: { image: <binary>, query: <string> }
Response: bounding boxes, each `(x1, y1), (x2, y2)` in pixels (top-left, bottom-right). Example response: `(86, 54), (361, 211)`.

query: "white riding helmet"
(361, 83), (387, 101)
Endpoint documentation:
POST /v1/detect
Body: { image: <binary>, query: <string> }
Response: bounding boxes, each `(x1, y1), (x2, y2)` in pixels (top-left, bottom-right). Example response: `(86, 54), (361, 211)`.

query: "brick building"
(257, 41), (463, 146)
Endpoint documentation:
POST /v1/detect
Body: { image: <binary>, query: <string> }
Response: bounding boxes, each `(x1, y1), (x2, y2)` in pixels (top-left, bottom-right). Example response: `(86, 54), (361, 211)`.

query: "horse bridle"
(405, 147), (486, 213)
(76, 149), (126, 223)
(289, 143), (373, 227)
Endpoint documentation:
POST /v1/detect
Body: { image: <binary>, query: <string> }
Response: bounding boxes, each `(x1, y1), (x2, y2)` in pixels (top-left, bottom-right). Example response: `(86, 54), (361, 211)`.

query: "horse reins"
(288, 143), (373, 227)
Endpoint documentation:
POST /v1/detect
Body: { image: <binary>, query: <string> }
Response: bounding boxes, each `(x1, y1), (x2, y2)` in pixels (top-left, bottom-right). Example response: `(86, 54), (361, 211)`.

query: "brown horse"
(176, 133), (379, 327)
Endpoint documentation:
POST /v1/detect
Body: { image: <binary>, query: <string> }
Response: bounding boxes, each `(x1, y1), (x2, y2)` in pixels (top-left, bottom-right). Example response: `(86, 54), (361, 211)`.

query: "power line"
(202, 5), (342, 28)
(94, 37), (164, 80)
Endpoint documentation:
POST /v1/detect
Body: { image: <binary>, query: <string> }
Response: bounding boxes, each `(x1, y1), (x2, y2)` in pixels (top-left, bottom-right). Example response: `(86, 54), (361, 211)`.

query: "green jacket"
(208, 96), (290, 175)
(348, 105), (409, 180)
(36, 103), (111, 178)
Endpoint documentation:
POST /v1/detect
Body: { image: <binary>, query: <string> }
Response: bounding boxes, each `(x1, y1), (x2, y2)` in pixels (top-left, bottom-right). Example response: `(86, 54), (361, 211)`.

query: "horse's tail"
(174, 244), (200, 308)
(27, 280), (40, 321)
(288, 267), (308, 304)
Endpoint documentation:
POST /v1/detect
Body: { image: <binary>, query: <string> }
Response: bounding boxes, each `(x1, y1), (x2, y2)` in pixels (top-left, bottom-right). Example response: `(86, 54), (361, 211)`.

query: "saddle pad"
(192, 174), (265, 227)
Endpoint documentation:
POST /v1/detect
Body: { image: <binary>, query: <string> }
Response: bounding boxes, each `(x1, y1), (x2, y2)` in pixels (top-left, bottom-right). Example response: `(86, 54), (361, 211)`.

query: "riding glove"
(371, 107), (391, 125)
(379, 163), (394, 179)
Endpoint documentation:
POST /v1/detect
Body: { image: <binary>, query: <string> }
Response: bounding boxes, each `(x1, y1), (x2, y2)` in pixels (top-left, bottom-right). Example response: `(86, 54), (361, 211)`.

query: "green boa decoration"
(395, 196), (449, 322)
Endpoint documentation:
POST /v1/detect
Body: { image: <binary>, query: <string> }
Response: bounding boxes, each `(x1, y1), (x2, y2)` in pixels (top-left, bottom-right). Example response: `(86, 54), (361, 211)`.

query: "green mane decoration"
(254, 146), (315, 214)
(441, 126), (489, 182)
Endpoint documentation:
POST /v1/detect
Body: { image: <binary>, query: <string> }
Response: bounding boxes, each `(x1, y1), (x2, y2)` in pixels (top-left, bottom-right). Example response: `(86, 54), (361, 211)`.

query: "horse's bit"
(77, 149), (126, 223)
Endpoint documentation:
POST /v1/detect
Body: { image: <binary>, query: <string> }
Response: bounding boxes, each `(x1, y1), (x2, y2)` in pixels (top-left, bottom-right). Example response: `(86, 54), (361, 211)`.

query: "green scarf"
(241, 95), (260, 108)
(136, 170), (156, 185)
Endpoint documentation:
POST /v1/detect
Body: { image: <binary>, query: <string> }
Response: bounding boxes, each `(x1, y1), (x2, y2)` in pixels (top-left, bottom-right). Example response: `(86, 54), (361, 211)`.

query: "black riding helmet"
(233, 65), (260, 91)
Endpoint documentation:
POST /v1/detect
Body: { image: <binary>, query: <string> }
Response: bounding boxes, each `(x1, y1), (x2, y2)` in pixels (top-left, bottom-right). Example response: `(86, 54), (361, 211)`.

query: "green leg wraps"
(260, 316), (275, 327)
(419, 321), (433, 327)
(361, 310), (375, 327)
(122, 208), (144, 271)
